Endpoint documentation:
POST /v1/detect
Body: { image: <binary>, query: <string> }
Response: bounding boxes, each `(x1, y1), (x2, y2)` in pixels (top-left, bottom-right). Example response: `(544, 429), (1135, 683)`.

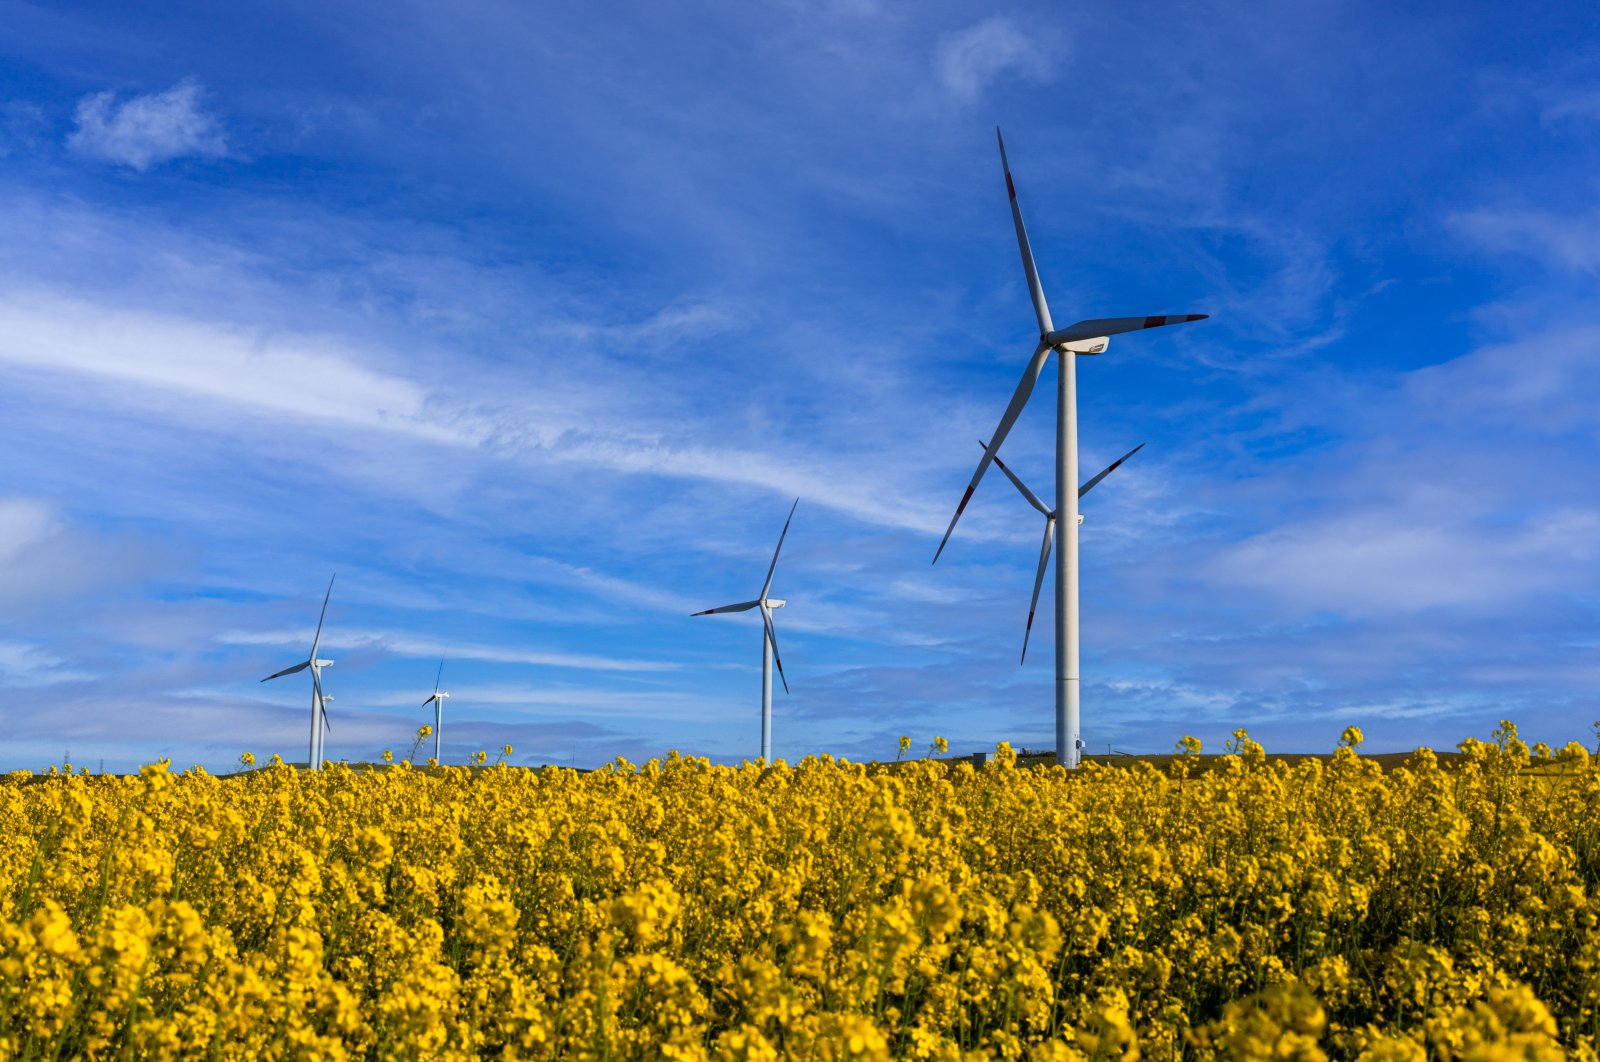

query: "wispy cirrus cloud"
(935, 17), (1054, 104)
(216, 627), (681, 673)
(67, 81), (227, 170)
(1452, 208), (1600, 273)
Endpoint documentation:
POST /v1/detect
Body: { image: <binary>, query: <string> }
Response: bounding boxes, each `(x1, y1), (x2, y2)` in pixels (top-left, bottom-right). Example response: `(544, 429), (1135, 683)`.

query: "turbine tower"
(421, 661), (449, 763)
(261, 574), (336, 771)
(980, 439), (1144, 663)
(692, 499), (798, 763)
(935, 130), (1208, 768)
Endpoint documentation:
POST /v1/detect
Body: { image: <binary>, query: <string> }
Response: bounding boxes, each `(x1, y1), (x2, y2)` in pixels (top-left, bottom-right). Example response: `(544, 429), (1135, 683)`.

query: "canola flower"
(0, 722), (1597, 1059)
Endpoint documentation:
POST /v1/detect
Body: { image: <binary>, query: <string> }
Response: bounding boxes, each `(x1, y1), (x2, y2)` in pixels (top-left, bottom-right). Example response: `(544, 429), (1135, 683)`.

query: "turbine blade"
(691, 599), (762, 616)
(933, 340), (1053, 563)
(261, 660), (309, 682)
(433, 659), (444, 698)
(1022, 517), (1055, 664)
(309, 573), (336, 662)
(421, 694), (437, 709)
(312, 670), (331, 733)
(997, 128), (1054, 335)
(979, 439), (1052, 517)
(1079, 443), (1145, 498)
(1043, 315), (1208, 348)
(761, 603), (789, 694)
(760, 498), (799, 600)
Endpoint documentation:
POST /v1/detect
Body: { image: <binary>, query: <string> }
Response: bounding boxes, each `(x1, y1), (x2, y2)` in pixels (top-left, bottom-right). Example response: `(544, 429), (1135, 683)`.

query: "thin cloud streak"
(216, 628), (681, 673)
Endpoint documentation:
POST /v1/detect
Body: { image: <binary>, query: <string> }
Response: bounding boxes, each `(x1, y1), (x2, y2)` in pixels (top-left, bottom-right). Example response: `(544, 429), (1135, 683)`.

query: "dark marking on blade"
(1144, 315), (1164, 329)
(1005, 172), (1016, 199)
(1186, 314), (1206, 321)
(957, 484), (976, 514)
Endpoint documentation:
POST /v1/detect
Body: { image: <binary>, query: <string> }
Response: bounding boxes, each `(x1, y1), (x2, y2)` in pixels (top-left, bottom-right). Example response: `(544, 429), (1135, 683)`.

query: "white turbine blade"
(933, 340), (1053, 563)
(1079, 443), (1145, 499)
(979, 439), (1051, 517)
(1043, 315), (1207, 348)
(420, 694), (438, 709)
(312, 670), (331, 733)
(759, 498), (799, 601)
(433, 659), (445, 698)
(760, 603), (789, 694)
(262, 660), (309, 682)
(996, 128), (1053, 335)
(1022, 516), (1055, 665)
(308, 573), (336, 662)
(692, 599), (762, 616)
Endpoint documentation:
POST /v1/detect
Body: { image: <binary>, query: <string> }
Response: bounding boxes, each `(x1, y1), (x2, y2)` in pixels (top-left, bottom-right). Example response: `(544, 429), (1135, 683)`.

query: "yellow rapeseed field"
(1, 723), (1597, 1059)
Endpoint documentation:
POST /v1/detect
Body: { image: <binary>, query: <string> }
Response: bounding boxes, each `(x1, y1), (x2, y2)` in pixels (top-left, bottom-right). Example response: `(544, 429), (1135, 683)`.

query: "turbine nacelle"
(314, 659), (334, 668)
(1054, 336), (1108, 355)
(764, 598), (786, 609)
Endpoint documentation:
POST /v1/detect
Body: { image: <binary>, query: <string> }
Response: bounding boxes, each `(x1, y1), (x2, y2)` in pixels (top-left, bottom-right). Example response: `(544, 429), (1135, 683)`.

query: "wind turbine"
(934, 129), (1208, 768)
(979, 439), (1144, 663)
(421, 661), (449, 763)
(261, 574), (336, 771)
(692, 499), (798, 763)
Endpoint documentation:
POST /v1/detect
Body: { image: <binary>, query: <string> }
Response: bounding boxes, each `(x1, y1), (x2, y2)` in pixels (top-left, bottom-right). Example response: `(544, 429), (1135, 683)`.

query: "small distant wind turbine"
(421, 661), (449, 762)
(261, 574), (336, 771)
(979, 440), (1144, 663)
(692, 499), (798, 763)
(934, 129), (1208, 768)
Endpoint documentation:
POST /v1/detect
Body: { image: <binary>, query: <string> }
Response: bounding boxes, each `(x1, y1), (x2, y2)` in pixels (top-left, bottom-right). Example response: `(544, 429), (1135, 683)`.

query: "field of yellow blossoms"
(2, 722), (1598, 1059)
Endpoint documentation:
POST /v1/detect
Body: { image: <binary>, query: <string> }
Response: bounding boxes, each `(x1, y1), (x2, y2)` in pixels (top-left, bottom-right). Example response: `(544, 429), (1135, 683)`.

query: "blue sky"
(1, 0), (1597, 771)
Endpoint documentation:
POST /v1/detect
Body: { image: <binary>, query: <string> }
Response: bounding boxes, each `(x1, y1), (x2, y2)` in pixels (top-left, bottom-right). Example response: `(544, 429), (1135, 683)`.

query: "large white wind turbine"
(261, 574), (336, 771)
(692, 499), (798, 763)
(934, 130), (1208, 768)
(980, 440), (1144, 664)
(421, 661), (449, 763)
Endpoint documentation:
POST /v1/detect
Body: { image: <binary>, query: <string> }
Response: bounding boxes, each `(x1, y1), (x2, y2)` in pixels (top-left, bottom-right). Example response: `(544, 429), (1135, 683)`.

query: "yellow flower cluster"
(1, 723), (1597, 1059)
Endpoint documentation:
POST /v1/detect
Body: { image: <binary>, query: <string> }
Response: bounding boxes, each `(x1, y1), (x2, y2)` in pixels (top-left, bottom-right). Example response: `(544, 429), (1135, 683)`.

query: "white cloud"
(67, 81), (227, 170)
(0, 286), (948, 538)
(0, 641), (88, 686)
(0, 291), (458, 442)
(0, 496), (173, 615)
(0, 497), (58, 566)
(936, 17), (1053, 104)
(1452, 207), (1600, 273)
(1542, 89), (1600, 125)
(1209, 508), (1600, 616)
(216, 627), (680, 673)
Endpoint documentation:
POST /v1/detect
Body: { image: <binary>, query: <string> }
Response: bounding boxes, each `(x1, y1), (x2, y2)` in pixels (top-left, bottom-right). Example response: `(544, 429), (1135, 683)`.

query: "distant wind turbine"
(692, 499), (798, 763)
(421, 661), (449, 763)
(934, 129), (1208, 768)
(980, 439), (1144, 663)
(261, 574), (336, 771)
